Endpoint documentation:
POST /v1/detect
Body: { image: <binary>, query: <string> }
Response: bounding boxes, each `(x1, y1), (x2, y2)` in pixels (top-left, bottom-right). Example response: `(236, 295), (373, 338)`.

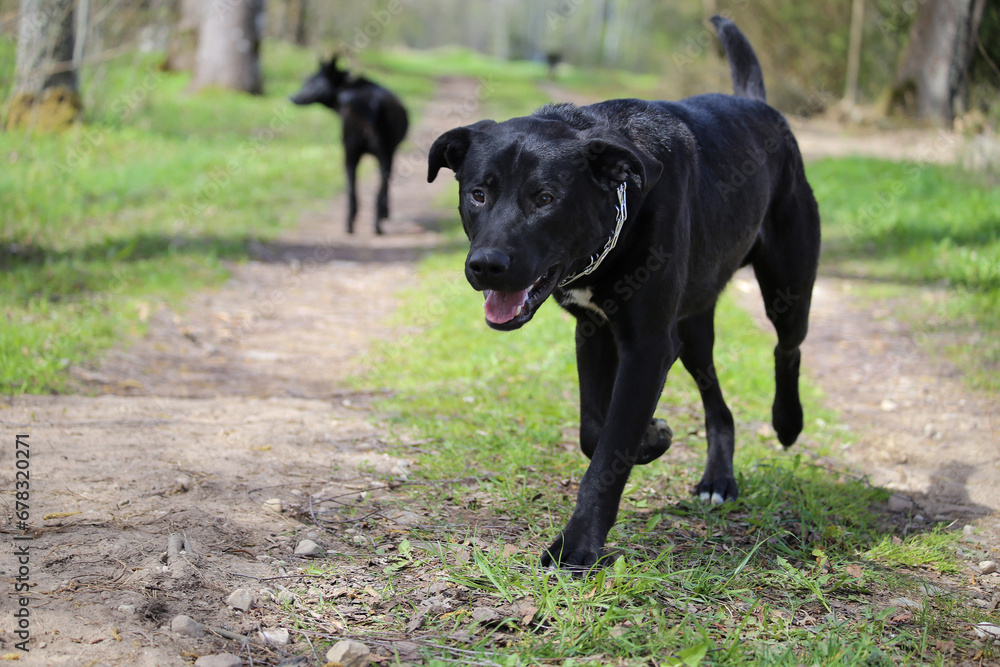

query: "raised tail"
(710, 15), (766, 103)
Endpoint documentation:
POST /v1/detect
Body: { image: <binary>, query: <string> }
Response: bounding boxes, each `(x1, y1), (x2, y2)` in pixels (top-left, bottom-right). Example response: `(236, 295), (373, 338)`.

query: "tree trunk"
(284, 0), (307, 45)
(191, 0), (264, 95)
(165, 0), (202, 72)
(843, 0), (864, 106)
(6, 0), (82, 131)
(891, 0), (986, 126)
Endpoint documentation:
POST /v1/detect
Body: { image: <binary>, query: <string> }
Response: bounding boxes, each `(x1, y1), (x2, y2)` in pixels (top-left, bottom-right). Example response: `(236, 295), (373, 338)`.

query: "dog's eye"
(470, 189), (486, 204)
(536, 192), (553, 207)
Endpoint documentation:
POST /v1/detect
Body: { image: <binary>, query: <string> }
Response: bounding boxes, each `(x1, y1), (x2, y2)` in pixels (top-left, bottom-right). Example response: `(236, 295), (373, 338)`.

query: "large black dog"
(291, 56), (408, 234)
(428, 18), (820, 570)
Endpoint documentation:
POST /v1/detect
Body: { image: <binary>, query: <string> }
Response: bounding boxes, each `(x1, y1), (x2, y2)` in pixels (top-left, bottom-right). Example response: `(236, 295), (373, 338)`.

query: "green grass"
(281, 244), (993, 665)
(809, 157), (1000, 390)
(0, 42), (360, 393)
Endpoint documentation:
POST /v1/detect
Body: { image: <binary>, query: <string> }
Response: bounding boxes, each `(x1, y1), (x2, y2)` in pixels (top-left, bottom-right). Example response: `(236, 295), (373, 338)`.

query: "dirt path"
(0, 78), (469, 667)
(2, 79), (998, 665)
(732, 273), (1000, 526)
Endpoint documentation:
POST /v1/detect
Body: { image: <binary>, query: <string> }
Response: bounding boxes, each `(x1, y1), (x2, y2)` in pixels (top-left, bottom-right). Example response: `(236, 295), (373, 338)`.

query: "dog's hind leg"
(679, 304), (738, 503)
(751, 187), (820, 447)
(344, 147), (362, 234)
(374, 149), (394, 235)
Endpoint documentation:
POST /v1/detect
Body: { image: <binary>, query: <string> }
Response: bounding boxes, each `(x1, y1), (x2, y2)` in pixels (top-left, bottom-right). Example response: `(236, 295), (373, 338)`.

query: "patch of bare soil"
(0, 78), (471, 666)
(732, 272), (1000, 523)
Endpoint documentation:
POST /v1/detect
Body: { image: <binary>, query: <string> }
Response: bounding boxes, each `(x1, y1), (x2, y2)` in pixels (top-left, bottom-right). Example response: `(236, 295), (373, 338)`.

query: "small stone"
(100, 590), (111, 600)
(326, 640), (370, 667)
(117, 604), (136, 615)
(276, 589), (295, 604)
(887, 494), (913, 513)
(226, 588), (254, 611)
(388, 510), (422, 526)
(889, 597), (921, 609)
(261, 628), (290, 645)
(294, 539), (323, 556)
(171, 614), (204, 638)
(963, 524), (975, 536)
(979, 560), (998, 574)
(176, 474), (193, 491)
(262, 498), (282, 514)
(913, 514), (925, 523)
(194, 653), (244, 667)
(919, 583), (946, 597)
(974, 623), (1000, 640)
(880, 398), (898, 412)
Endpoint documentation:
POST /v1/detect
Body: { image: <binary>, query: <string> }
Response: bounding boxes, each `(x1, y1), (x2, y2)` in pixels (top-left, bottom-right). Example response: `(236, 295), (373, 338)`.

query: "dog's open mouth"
(483, 265), (560, 329)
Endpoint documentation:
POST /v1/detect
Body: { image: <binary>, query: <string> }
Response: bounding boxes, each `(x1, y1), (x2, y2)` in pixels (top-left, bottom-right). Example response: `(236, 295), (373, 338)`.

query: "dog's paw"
(540, 531), (604, 574)
(694, 475), (738, 505)
(772, 397), (803, 448)
(635, 419), (672, 465)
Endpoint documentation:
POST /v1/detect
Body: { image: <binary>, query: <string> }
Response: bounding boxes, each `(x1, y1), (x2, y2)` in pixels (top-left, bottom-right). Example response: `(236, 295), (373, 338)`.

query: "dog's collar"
(559, 181), (628, 288)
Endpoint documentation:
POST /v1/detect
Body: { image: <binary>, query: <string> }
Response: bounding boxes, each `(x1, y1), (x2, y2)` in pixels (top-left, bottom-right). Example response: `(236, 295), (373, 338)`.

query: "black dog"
(291, 56), (408, 234)
(428, 17), (820, 570)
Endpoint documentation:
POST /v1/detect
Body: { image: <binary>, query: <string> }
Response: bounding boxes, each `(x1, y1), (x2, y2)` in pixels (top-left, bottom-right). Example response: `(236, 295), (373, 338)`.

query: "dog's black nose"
(467, 248), (510, 279)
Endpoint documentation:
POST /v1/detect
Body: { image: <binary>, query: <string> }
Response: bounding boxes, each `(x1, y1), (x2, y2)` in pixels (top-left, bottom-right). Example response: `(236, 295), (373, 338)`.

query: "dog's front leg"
(542, 332), (679, 571)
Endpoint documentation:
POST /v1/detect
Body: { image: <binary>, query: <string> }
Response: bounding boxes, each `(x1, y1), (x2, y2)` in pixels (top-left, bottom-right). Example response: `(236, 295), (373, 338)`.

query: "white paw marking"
(699, 492), (710, 502)
(711, 492), (724, 505)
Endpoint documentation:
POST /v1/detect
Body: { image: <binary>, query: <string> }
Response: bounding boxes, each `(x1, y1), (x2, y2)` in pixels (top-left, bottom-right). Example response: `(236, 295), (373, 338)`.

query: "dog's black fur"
(428, 17), (820, 570)
(291, 56), (408, 234)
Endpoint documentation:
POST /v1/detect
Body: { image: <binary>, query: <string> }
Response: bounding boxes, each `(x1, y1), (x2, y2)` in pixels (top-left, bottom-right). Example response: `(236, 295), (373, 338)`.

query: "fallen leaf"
(933, 639), (955, 653)
(845, 564), (863, 578)
(470, 607), (500, 623)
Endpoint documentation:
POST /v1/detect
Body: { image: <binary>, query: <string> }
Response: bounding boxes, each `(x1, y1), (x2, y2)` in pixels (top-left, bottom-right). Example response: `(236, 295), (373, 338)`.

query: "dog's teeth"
(710, 492), (724, 505)
(699, 492), (710, 502)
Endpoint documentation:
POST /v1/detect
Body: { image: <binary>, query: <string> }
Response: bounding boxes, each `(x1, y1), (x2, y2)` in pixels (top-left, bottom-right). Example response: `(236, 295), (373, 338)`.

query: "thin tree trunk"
(6, 0), (82, 131)
(285, 0), (307, 46)
(843, 0), (864, 106)
(191, 0), (264, 94)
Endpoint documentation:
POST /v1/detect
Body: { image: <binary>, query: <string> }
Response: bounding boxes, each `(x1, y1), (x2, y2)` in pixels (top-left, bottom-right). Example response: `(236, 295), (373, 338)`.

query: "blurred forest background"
(1, 0), (998, 130)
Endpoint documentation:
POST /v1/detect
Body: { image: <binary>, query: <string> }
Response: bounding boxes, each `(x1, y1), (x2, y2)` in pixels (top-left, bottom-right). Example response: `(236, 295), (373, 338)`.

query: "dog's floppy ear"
(587, 138), (663, 194)
(428, 120), (496, 182)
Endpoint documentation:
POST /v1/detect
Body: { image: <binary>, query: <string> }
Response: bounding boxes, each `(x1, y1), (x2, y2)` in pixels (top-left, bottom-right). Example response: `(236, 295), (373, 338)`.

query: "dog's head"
(289, 56), (349, 109)
(428, 115), (662, 330)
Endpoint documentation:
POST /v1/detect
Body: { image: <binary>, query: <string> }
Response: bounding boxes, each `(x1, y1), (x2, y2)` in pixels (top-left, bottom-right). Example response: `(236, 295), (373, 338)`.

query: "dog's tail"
(710, 15), (766, 103)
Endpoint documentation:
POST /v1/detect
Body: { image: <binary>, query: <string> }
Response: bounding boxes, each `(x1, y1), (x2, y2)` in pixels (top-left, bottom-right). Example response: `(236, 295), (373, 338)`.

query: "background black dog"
(428, 17), (821, 570)
(291, 56), (408, 234)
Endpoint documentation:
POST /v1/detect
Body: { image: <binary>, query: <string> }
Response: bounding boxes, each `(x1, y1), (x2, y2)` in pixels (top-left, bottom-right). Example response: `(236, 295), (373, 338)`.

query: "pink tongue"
(484, 289), (530, 324)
